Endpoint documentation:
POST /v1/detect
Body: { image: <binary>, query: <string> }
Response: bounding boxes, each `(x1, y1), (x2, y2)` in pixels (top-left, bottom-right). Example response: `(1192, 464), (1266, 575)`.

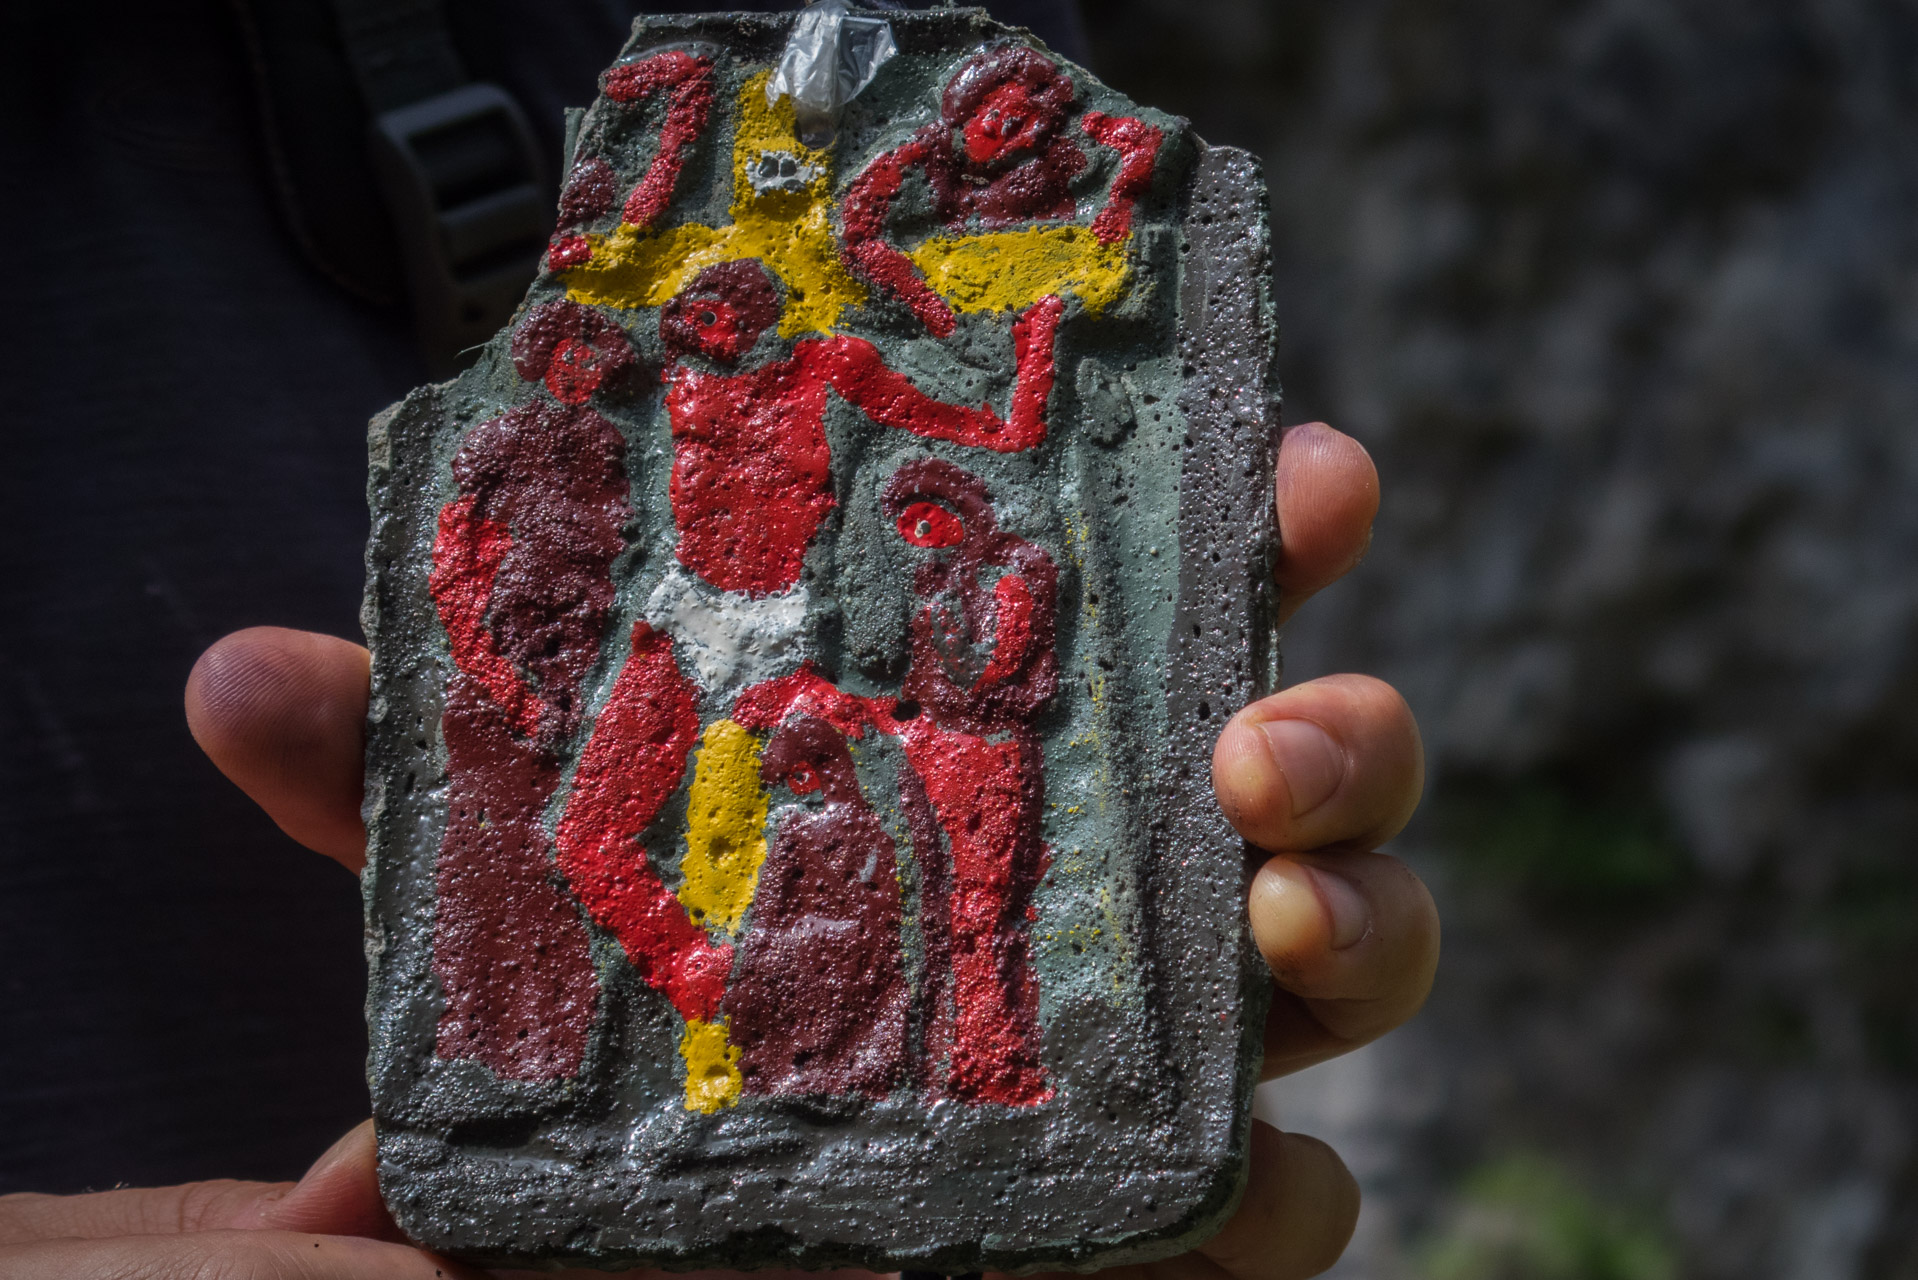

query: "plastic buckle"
(370, 84), (549, 373)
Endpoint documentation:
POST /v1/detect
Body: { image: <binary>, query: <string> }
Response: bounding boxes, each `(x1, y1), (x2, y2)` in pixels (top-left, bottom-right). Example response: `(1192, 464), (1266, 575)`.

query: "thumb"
(228, 1121), (401, 1241)
(0, 1122), (399, 1246)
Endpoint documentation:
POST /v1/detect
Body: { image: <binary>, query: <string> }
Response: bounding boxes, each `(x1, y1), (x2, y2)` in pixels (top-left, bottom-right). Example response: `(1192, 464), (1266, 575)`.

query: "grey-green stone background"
(1084, 1), (1918, 1277)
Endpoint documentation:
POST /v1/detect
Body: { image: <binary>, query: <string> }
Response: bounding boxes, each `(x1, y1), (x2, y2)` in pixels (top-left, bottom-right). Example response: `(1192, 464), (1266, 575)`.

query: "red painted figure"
(734, 459), (1059, 1106)
(841, 44), (1163, 337)
(657, 259), (1061, 596)
(888, 459), (1058, 1105)
(547, 49), (716, 270)
(428, 307), (732, 1080)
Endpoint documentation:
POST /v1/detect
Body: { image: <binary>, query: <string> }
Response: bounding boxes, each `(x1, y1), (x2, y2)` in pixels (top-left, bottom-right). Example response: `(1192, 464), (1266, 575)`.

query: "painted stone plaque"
(362, 5), (1280, 1271)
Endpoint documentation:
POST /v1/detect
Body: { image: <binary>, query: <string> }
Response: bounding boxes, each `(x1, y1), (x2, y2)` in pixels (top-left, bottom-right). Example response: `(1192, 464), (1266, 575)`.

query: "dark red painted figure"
(657, 260), (1061, 596)
(734, 460), (1059, 1106)
(841, 44), (1163, 337)
(427, 396), (632, 1080)
(428, 310), (732, 1081)
(547, 49), (715, 270)
(721, 716), (912, 1097)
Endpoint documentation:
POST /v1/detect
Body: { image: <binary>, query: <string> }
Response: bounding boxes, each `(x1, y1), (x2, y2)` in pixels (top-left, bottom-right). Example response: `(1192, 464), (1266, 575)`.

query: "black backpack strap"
(330, 0), (466, 109)
(230, 0), (549, 371)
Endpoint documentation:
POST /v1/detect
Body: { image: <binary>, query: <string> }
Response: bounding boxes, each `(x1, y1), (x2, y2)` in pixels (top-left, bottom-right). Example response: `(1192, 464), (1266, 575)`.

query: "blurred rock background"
(1086, 1), (1918, 1276)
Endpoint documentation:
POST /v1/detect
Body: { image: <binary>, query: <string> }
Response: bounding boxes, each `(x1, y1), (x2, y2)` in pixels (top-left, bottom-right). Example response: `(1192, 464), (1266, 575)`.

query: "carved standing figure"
(721, 716), (912, 1097)
(732, 459), (1060, 1106)
(425, 366), (635, 1081)
(841, 43), (1162, 336)
(885, 459), (1058, 1105)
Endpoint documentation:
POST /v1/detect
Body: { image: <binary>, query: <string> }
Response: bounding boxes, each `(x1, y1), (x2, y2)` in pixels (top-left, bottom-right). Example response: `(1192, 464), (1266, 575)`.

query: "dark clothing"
(0, 0), (1085, 1194)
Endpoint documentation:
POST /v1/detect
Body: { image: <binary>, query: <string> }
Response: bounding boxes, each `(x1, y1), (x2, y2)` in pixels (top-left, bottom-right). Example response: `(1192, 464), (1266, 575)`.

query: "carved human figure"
(885, 459), (1057, 1104)
(841, 43), (1163, 337)
(426, 304), (736, 1089)
(655, 257), (1059, 596)
(732, 458), (1059, 1106)
(720, 716), (912, 1097)
(426, 336), (637, 1081)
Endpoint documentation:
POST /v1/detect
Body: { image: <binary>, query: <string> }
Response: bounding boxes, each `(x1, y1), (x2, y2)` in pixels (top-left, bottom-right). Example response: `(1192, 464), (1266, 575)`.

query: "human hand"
(0, 422), (1430, 1279)
(0, 1121), (481, 1278)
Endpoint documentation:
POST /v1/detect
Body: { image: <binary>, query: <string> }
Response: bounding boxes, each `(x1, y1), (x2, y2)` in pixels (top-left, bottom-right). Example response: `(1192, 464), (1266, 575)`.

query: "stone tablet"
(361, 6), (1280, 1271)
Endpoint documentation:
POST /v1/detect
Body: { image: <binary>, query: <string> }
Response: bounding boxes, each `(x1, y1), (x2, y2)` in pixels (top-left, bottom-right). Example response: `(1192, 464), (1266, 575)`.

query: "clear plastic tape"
(767, 0), (898, 145)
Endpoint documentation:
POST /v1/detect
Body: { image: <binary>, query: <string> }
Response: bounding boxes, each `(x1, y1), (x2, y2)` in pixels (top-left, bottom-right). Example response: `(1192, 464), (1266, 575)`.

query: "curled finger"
(1196, 1121), (1359, 1280)
(1253, 850), (1440, 1077)
(1273, 423), (1378, 627)
(1212, 674), (1423, 855)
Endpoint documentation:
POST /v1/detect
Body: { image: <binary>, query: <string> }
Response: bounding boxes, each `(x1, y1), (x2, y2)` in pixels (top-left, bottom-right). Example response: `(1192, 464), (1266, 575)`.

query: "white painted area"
(748, 150), (823, 194)
(646, 568), (810, 696)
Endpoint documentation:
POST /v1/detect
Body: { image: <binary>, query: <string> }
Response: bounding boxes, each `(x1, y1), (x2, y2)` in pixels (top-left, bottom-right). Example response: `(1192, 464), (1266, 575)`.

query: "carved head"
(760, 714), (860, 805)
(660, 259), (782, 364)
(511, 300), (640, 404)
(941, 45), (1075, 167)
(882, 458), (1059, 721)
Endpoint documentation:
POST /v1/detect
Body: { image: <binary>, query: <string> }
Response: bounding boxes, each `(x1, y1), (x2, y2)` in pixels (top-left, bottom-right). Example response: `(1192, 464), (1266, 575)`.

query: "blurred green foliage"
(1421, 1154), (1678, 1280)
(1438, 778), (1693, 917)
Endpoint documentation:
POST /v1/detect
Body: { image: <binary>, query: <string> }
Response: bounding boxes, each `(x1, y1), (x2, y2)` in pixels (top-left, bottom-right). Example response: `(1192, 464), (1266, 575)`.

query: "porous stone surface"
(361, 8), (1279, 1270)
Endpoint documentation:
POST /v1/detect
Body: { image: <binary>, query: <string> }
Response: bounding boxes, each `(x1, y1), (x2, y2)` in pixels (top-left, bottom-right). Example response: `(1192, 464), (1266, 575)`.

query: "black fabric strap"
(229, 0), (410, 305)
(329, 0), (468, 113)
(233, 0), (547, 369)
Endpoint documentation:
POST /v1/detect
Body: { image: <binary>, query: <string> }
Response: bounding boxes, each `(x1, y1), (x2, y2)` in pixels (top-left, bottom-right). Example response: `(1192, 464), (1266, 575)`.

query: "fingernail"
(1259, 719), (1345, 816)
(1306, 865), (1371, 950)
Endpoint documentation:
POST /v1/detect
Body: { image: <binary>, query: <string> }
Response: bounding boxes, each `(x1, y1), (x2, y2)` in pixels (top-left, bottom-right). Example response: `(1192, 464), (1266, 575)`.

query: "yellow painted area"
(909, 224), (1134, 317)
(677, 718), (770, 934)
(563, 72), (867, 335)
(1063, 510), (1095, 619)
(1051, 920), (1105, 951)
(679, 1018), (742, 1112)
